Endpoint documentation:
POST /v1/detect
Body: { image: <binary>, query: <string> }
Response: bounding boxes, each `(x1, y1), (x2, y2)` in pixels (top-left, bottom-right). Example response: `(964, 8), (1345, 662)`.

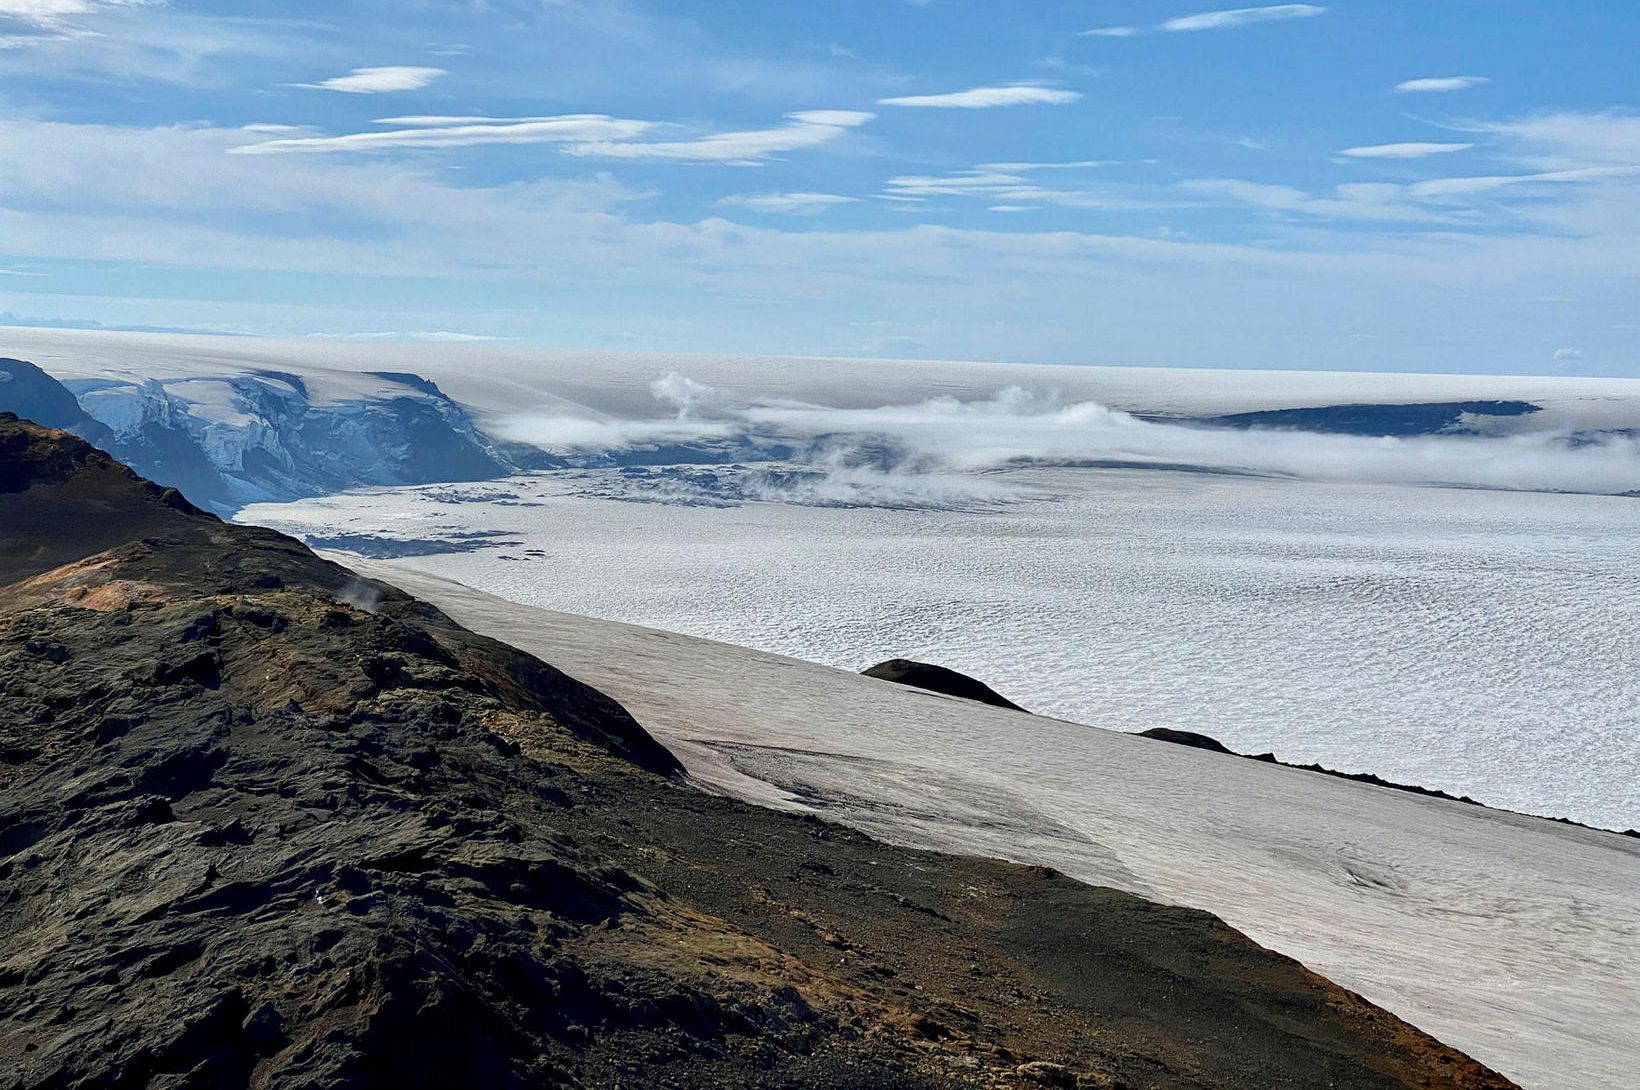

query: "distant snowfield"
(16, 326), (1640, 499)
(12, 325), (1640, 428)
(339, 559), (1640, 1090)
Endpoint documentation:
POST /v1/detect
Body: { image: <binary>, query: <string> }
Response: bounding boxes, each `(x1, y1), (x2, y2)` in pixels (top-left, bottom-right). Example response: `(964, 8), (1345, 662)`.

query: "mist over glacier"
(492, 372), (1640, 506)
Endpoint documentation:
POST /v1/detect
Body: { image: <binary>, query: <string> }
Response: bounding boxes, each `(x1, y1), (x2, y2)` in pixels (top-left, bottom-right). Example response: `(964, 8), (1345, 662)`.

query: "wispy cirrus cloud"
(0, 0), (149, 49)
(562, 109), (874, 163)
(1161, 5), (1326, 32)
(878, 84), (1081, 109)
(230, 107), (876, 164)
(1339, 142), (1474, 159)
(231, 115), (654, 155)
(1471, 111), (1640, 169)
(979, 159), (1139, 171)
(718, 192), (860, 214)
(1397, 75), (1490, 93)
(0, 0), (143, 23)
(1409, 165), (1640, 199)
(883, 168), (1159, 210)
(301, 66), (444, 94)
(1082, 5), (1323, 39)
(1180, 178), (1438, 221)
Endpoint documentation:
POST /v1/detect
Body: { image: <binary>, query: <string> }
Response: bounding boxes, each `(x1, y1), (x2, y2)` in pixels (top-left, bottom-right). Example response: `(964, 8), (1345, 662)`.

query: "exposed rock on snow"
(1136, 727), (1234, 753)
(862, 658), (1027, 712)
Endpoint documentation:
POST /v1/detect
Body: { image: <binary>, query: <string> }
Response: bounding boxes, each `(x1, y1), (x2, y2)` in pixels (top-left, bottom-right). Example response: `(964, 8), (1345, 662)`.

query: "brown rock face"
(0, 416), (1516, 1090)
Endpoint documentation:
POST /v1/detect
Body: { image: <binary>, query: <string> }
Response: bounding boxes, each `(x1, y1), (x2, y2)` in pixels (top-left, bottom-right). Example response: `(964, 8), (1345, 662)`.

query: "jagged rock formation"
(0, 415), (1516, 1089)
(862, 659), (1027, 712)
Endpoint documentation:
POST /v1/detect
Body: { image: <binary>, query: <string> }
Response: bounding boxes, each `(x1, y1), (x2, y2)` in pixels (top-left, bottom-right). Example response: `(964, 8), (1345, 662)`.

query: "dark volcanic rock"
(1195, 400), (1543, 437)
(1138, 727), (1235, 753)
(0, 359), (114, 445)
(0, 417), (1516, 1090)
(862, 658), (1026, 712)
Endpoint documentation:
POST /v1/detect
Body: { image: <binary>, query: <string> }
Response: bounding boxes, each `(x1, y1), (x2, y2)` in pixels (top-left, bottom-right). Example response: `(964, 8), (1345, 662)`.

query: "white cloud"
(1397, 76), (1490, 93)
(1472, 111), (1640, 169)
(304, 66), (445, 94)
(1408, 165), (1640, 199)
(1080, 26), (1137, 38)
(979, 160), (1134, 171)
(719, 192), (859, 214)
(497, 381), (1640, 500)
(0, 0), (140, 20)
(1182, 178), (1436, 221)
(562, 109), (873, 163)
(4, 112), (1639, 375)
(231, 115), (654, 155)
(371, 115), (566, 127)
(878, 85), (1081, 109)
(1339, 142), (1474, 159)
(0, 0), (94, 14)
(883, 169), (1161, 211)
(1162, 5), (1326, 32)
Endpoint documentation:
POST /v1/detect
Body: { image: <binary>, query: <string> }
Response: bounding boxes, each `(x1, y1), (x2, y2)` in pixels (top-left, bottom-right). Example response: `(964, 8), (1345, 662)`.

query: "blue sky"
(1, 1), (1637, 375)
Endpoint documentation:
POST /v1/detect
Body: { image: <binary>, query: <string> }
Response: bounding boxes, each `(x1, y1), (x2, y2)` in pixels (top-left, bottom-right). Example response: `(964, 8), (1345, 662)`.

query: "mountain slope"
(0, 358), (114, 445)
(0, 415), (1512, 1090)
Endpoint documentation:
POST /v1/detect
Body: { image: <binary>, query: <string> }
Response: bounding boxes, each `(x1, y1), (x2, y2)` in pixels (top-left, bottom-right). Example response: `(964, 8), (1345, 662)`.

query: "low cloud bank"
(492, 374), (1640, 507)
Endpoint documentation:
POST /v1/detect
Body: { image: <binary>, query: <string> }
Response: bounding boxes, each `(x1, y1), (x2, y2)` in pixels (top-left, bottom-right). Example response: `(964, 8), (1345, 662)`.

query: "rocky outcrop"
(0, 358), (114, 446)
(861, 659), (1027, 712)
(1194, 400), (1543, 437)
(0, 417), (1517, 1090)
(1137, 727), (1235, 753)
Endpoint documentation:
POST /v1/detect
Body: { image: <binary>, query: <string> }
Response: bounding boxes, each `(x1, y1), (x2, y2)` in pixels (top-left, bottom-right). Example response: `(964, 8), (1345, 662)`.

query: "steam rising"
(492, 374), (1640, 507)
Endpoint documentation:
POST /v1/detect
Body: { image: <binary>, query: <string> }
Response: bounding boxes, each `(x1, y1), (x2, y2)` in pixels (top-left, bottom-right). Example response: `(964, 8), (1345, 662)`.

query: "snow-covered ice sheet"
(254, 470), (1640, 833)
(338, 559), (1640, 1090)
(9, 326), (1640, 431)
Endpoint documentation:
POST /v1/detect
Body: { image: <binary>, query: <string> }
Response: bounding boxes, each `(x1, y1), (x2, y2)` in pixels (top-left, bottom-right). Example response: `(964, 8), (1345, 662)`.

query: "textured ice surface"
(249, 468), (1640, 833)
(337, 559), (1640, 1090)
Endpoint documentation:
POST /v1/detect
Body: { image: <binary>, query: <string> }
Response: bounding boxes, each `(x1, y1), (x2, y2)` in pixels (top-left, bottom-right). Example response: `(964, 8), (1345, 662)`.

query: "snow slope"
(340, 559), (1639, 1090)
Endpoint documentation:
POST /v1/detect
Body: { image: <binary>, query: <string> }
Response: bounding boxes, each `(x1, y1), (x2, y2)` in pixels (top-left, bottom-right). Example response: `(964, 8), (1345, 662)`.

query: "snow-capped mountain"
(1, 353), (510, 512)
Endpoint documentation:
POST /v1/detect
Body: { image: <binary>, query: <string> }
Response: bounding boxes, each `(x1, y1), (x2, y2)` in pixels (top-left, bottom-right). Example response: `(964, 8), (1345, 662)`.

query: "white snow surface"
(247, 470), (1640, 833)
(337, 558), (1640, 1090)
